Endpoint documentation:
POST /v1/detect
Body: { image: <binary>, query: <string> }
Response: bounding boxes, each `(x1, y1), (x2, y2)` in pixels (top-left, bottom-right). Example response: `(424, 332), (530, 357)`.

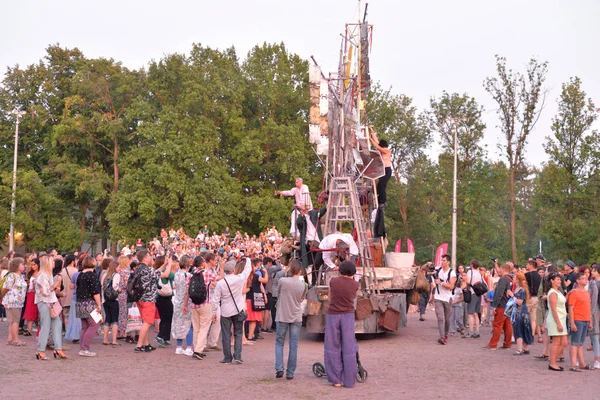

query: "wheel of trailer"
(357, 367), (368, 383)
(312, 362), (326, 378)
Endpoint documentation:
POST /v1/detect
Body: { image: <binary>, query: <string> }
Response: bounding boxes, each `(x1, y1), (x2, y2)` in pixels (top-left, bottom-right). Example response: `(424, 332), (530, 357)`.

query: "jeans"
(434, 300), (452, 338)
(156, 296), (173, 341)
(220, 314), (243, 362)
(270, 297), (278, 330)
(275, 321), (302, 377)
(37, 302), (63, 351)
(418, 291), (429, 315)
(450, 303), (464, 333)
(591, 333), (600, 359)
(177, 326), (194, 347)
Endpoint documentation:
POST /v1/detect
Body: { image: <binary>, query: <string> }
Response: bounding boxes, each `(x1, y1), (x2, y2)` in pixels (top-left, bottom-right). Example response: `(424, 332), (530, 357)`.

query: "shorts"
(526, 296), (538, 325)
(137, 301), (156, 325)
(467, 293), (481, 314)
(103, 299), (119, 325)
(6, 307), (21, 323)
(570, 321), (589, 346)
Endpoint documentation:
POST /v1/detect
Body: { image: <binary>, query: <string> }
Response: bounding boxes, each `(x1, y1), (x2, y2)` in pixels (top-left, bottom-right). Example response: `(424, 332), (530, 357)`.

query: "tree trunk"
(80, 202), (88, 252)
(111, 137), (119, 256)
(509, 167), (518, 263)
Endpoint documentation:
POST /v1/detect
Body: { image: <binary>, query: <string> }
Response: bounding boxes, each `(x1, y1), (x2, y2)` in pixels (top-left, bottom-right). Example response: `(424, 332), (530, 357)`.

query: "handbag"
(224, 278), (247, 322)
(415, 270), (430, 292)
(472, 281), (488, 296)
(463, 288), (472, 303)
(126, 305), (143, 333)
(50, 301), (63, 319)
(252, 292), (266, 311)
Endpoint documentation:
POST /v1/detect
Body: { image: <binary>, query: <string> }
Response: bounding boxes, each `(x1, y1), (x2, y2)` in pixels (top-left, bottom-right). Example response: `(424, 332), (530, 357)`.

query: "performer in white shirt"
(275, 178), (313, 239)
(312, 233), (358, 285)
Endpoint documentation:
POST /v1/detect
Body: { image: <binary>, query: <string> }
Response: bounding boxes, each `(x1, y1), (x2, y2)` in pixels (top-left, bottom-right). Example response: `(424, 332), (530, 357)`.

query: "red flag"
(394, 239), (402, 253)
(407, 238), (414, 253)
(434, 243), (448, 267)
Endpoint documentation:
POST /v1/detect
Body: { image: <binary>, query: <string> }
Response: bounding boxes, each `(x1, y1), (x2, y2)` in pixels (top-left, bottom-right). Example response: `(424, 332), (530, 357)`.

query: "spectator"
(547, 272), (568, 371)
(22, 260), (40, 337)
(35, 254), (66, 359)
(154, 255), (176, 348)
(133, 250), (172, 353)
(172, 255), (193, 356)
(567, 272), (592, 371)
(464, 260), (483, 338)
(2, 258), (27, 347)
(76, 256), (102, 357)
(100, 260), (121, 346)
(247, 258), (268, 342)
(212, 257), (252, 364)
(324, 260), (359, 388)
(508, 273), (533, 355)
(589, 265), (600, 369)
(433, 254), (456, 345)
(485, 263), (513, 350)
(205, 252), (224, 351)
(274, 260), (306, 379)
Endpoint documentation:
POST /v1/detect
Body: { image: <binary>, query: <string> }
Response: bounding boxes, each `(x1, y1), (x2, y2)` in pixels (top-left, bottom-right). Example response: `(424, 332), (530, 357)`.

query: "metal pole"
(451, 121), (458, 270)
(9, 110), (25, 252)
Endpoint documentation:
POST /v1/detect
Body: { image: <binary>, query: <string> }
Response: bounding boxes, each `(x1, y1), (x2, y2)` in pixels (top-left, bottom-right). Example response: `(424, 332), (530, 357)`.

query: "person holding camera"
(485, 262), (514, 350)
(433, 254), (456, 345)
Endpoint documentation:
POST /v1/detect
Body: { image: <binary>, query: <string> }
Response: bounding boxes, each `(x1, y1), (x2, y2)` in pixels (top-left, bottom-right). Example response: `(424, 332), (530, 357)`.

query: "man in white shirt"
(275, 178), (313, 239)
(432, 254), (456, 345)
(312, 233), (358, 286)
(212, 258), (251, 364)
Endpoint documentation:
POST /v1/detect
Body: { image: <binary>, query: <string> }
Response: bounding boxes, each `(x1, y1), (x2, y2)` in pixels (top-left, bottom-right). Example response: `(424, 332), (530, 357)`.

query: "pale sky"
(2, 0), (599, 167)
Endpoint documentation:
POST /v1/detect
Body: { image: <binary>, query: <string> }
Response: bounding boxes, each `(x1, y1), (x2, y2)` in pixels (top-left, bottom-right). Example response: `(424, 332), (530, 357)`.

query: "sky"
(2, 0), (599, 167)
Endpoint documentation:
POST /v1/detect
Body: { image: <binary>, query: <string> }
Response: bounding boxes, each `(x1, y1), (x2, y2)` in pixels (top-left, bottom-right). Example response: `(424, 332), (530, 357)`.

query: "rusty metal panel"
(378, 307), (400, 332)
(355, 298), (373, 320)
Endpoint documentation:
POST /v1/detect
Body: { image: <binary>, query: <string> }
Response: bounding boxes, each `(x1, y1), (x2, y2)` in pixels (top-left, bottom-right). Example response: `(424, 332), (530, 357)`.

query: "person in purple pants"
(324, 261), (359, 388)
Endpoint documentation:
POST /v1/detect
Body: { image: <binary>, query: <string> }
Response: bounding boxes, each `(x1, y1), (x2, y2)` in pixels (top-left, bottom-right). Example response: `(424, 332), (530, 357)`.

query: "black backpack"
(103, 273), (119, 301)
(126, 269), (145, 302)
(188, 270), (207, 305)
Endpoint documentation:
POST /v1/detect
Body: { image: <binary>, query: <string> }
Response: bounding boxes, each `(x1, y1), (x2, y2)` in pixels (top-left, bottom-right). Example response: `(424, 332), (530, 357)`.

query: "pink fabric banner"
(434, 243), (448, 267)
(394, 239), (402, 253)
(406, 238), (414, 253)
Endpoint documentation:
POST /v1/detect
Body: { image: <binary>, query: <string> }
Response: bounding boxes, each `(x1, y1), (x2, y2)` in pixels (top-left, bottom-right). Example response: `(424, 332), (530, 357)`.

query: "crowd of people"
(417, 254), (600, 372)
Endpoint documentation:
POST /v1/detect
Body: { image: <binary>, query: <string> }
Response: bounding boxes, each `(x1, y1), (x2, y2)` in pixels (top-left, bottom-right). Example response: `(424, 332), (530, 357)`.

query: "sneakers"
(219, 359), (232, 364)
(472, 333), (481, 339)
(144, 345), (156, 351)
(79, 350), (97, 357)
(438, 337), (446, 345)
(593, 361), (600, 370)
(443, 336), (448, 344)
(184, 348), (194, 356)
(155, 337), (167, 348)
(234, 359), (244, 364)
(462, 333), (473, 339)
(276, 371), (284, 378)
(192, 352), (206, 360)
(175, 347), (184, 355)
(134, 346), (147, 353)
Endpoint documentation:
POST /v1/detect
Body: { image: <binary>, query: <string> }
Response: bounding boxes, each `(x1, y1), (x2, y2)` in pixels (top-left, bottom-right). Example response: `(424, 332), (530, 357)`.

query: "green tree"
(484, 55), (548, 263)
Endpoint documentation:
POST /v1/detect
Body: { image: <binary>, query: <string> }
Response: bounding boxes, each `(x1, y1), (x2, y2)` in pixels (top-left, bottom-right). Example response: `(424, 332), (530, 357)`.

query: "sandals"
(581, 364), (593, 370)
(12, 340), (27, 347)
(23, 330), (32, 337)
(569, 366), (581, 372)
(534, 354), (549, 360)
(35, 352), (49, 360)
(111, 343), (121, 347)
(548, 365), (564, 372)
(558, 357), (565, 363)
(513, 350), (524, 356)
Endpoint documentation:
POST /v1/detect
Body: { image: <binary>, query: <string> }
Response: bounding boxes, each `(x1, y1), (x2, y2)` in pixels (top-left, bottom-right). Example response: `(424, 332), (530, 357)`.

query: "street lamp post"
(448, 117), (466, 270)
(8, 109), (26, 252)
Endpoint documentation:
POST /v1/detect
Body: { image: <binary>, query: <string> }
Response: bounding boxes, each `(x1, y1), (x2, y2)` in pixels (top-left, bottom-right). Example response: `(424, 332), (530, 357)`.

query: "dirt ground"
(0, 310), (597, 399)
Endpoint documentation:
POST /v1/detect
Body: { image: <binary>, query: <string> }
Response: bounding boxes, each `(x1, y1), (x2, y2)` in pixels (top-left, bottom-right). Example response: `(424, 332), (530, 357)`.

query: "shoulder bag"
(224, 278), (247, 322)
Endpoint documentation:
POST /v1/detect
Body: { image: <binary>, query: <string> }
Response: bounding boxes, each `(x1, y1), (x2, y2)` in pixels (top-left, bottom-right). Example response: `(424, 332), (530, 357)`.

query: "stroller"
(312, 351), (368, 383)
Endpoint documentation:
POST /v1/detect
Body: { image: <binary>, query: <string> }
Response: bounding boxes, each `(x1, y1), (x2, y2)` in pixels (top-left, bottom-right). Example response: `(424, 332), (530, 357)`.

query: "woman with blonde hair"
(506, 272), (533, 355)
(116, 255), (131, 339)
(35, 255), (66, 360)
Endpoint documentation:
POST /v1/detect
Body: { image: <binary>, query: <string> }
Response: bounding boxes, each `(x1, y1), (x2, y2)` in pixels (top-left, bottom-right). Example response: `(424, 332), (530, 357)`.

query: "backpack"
(126, 269), (145, 302)
(157, 275), (173, 297)
(188, 270), (207, 305)
(103, 273), (119, 301)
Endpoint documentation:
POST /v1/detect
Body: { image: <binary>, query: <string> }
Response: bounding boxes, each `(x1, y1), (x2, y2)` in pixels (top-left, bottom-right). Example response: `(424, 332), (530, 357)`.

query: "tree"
(537, 77), (599, 261)
(484, 55), (548, 263)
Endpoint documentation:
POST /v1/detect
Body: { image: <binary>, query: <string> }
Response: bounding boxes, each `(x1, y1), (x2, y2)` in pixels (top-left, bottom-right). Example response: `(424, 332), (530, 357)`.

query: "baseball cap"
(223, 260), (237, 273)
(534, 254), (546, 261)
(565, 260), (576, 269)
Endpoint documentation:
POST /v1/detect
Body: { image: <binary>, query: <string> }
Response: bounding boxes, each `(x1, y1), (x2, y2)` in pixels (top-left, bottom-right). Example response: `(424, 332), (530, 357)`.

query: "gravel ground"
(0, 310), (596, 399)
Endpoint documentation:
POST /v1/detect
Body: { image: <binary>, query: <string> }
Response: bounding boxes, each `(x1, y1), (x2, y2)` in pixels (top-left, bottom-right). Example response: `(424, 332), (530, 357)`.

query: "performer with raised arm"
(275, 178), (313, 239)
(369, 126), (392, 206)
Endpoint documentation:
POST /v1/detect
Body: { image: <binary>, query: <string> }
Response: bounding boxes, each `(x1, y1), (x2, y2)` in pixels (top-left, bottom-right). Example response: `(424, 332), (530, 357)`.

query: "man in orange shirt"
(567, 272), (592, 371)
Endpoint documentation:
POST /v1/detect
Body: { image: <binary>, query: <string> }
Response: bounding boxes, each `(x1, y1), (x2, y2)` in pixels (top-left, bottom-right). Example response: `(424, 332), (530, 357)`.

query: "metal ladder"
(324, 176), (377, 291)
